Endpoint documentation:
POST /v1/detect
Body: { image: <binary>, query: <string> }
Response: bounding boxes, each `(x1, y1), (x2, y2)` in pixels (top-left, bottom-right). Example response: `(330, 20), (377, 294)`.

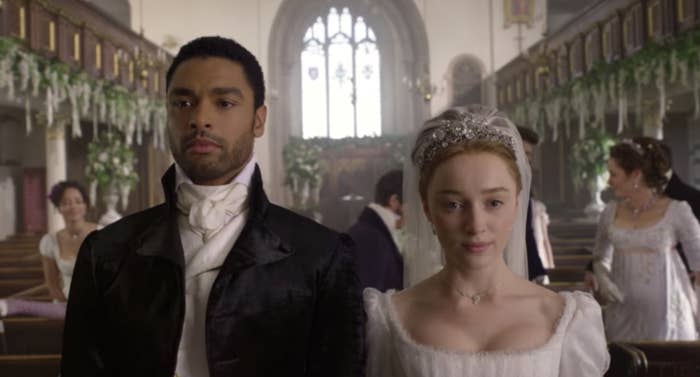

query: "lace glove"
(593, 262), (624, 304)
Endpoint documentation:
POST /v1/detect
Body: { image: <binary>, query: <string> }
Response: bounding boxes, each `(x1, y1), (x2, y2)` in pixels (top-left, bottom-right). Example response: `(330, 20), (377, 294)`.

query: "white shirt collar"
(368, 202), (400, 232)
(175, 155), (257, 192)
(663, 169), (673, 191)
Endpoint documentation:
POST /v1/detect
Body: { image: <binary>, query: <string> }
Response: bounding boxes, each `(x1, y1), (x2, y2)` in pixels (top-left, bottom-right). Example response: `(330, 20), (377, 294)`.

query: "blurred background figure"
(348, 170), (404, 291)
(593, 137), (700, 341)
(0, 181), (97, 319)
(517, 126), (553, 284)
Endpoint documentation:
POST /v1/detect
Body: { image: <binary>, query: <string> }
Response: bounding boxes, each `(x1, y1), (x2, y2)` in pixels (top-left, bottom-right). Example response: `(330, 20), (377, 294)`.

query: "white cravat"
(176, 182), (248, 242)
(173, 158), (256, 377)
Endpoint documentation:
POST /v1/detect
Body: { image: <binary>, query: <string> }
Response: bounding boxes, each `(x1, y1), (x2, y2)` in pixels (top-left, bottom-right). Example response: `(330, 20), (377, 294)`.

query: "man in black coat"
(61, 36), (364, 377)
(348, 170), (404, 291)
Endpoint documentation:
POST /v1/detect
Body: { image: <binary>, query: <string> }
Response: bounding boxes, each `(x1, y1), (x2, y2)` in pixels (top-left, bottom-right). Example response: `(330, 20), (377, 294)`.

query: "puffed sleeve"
(364, 288), (394, 377)
(39, 233), (56, 259)
(672, 200), (700, 271)
(559, 292), (610, 377)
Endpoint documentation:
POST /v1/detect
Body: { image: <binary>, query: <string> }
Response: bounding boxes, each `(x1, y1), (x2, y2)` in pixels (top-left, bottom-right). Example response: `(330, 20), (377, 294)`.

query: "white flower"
(113, 157), (120, 165)
(98, 152), (108, 162)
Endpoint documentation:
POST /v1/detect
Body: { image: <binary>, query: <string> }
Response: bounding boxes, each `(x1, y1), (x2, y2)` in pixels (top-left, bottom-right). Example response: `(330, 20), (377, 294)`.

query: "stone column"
(46, 123), (67, 233)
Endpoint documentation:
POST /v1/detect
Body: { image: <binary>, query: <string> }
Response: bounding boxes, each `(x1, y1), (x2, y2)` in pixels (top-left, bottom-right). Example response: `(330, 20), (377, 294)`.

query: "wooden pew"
(546, 267), (585, 283)
(553, 254), (593, 268)
(0, 280), (44, 296)
(0, 255), (42, 268)
(0, 318), (63, 354)
(0, 354), (61, 377)
(605, 342), (647, 377)
(551, 246), (592, 256)
(0, 267), (44, 280)
(624, 341), (700, 377)
(546, 282), (588, 292)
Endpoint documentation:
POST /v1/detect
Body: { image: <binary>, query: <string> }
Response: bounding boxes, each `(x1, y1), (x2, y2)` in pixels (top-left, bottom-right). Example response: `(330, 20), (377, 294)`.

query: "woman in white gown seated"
(593, 137), (700, 341)
(364, 105), (609, 377)
(0, 181), (98, 319)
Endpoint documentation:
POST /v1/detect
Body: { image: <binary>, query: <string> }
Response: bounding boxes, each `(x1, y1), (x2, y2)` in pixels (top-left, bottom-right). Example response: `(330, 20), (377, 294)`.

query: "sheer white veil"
(402, 105), (530, 287)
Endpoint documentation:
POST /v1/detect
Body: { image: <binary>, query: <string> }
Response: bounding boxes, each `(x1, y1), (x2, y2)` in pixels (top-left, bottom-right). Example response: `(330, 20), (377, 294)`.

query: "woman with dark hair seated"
(0, 180), (98, 319)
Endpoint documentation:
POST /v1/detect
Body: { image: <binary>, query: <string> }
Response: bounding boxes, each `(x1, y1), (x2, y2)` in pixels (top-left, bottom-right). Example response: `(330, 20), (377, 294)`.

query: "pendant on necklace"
(456, 287), (490, 305)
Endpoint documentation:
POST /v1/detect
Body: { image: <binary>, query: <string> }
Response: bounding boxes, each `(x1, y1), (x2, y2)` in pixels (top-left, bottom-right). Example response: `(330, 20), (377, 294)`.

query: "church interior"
(0, 0), (699, 375)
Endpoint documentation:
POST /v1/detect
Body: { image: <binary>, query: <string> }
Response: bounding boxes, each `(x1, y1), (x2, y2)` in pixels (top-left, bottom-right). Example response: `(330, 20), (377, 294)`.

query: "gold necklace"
(455, 286), (492, 305)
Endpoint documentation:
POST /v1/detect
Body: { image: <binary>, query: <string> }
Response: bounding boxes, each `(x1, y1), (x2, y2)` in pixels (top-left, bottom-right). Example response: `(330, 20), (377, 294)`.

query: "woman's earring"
(431, 223), (436, 235)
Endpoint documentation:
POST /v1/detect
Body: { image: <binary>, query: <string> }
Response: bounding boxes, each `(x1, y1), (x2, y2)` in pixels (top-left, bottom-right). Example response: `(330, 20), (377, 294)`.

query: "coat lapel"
(219, 167), (293, 277)
(132, 166), (185, 267)
(131, 164), (293, 275)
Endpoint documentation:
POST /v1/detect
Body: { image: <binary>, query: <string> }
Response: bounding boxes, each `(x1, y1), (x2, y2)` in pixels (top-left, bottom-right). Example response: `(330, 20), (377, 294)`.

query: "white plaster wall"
(413, 0), (546, 113)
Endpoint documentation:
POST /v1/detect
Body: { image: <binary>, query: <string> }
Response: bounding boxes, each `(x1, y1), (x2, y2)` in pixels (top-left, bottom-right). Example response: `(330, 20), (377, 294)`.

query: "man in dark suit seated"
(61, 36), (364, 377)
(348, 170), (404, 291)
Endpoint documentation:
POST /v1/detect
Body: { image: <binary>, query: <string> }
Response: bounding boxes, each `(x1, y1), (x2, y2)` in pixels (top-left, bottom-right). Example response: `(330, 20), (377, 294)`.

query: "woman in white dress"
(0, 181), (98, 319)
(365, 105), (609, 377)
(593, 137), (700, 341)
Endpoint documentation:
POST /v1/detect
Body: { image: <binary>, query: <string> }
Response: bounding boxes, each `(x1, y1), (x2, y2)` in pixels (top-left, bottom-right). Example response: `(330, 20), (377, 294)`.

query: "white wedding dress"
(595, 200), (700, 341)
(364, 289), (609, 377)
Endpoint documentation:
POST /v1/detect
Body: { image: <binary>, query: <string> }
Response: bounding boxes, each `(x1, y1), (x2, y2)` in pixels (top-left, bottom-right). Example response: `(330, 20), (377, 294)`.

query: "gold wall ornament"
(73, 32), (80, 62)
(647, 1), (660, 38)
(129, 60), (134, 83)
(49, 21), (56, 52)
(504, 0), (535, 28)
(113, 50), (120, 77)
(96, 43), (102, 69)
(19, 6), (26, 40)
(153, 72), (159, 92)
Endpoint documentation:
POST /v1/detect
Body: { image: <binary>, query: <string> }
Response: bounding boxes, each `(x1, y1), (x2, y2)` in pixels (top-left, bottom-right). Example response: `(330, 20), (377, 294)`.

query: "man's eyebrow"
(168, 87), (194, 97)
(210, 87), (244, 98)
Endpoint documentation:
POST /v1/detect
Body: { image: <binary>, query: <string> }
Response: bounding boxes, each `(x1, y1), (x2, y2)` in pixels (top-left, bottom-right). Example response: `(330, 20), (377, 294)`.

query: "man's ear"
(253, 104), (267, 137)
(388, 194), (401, 212)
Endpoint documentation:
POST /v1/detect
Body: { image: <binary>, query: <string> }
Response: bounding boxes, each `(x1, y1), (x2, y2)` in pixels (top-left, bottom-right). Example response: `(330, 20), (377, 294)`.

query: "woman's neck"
(440, 259), (511, 301)
(64, 219), (87, 236)
(625, 187), (656, 211)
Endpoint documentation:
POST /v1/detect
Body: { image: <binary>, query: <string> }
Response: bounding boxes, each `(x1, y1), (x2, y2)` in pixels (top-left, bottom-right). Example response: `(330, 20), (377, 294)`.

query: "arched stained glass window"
(301, 7), (381, 139)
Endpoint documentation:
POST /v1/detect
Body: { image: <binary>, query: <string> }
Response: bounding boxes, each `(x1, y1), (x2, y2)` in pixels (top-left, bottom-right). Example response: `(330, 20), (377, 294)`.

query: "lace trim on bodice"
(380, 291), (576, 358)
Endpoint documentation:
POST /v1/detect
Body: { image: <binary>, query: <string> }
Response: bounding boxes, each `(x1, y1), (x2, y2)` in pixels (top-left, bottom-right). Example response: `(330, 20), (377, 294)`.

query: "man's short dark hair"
(375, 170), (403, 206)
(166, 36), (266, 109)
(516, 126), (539, 145)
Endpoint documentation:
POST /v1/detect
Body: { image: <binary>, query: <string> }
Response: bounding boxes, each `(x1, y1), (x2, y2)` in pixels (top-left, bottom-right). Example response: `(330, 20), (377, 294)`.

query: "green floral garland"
(510, 26), (700, 138)
(0, 36), (167, 148)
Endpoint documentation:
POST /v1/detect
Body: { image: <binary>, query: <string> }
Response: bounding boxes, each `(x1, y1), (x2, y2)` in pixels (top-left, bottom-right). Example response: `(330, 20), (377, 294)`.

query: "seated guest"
(348, 170), (404, 291)
(0, 181), (97, 319)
